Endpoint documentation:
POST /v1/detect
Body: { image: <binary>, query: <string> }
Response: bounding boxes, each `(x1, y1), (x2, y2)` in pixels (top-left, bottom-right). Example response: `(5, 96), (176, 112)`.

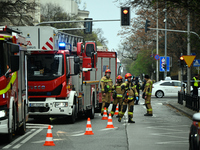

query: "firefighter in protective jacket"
(143, 74), (153, 116)
(111, 75), (123, 117)
(100, 69), (113, 115)
(118, 73), (138, 123)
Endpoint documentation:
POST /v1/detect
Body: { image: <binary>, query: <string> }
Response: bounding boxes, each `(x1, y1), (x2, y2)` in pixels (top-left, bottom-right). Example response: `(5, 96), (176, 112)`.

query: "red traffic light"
(180, 56), (184, 60)
(123, 9), (128, 14)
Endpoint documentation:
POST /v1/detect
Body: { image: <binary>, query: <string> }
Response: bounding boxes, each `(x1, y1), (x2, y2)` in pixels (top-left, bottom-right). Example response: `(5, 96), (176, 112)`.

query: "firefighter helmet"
(105, 69), (111, 74)
(125, 73), (132, 79)
(116, 75), (123, 80)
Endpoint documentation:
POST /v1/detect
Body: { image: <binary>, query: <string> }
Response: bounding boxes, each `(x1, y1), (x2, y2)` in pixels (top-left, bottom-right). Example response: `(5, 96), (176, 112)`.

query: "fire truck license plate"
(29, 103), (44, 107)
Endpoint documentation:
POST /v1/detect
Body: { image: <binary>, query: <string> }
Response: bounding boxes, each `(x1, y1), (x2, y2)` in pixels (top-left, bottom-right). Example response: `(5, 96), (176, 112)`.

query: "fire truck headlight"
(0, 110), (6, 118)
(55, 102), (68, 108)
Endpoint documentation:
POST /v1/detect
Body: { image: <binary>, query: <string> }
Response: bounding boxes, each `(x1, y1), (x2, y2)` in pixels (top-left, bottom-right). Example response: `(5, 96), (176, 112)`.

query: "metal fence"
(178, 91), (200, 112)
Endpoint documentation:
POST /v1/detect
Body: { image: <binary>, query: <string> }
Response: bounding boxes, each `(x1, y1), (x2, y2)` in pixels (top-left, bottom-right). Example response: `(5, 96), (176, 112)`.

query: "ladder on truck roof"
(57, 31), (83, 51)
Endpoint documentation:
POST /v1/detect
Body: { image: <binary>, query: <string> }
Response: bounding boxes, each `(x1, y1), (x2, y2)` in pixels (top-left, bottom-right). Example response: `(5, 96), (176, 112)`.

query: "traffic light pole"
(35, 19), (120, 26)
(164, 3), (167, 79)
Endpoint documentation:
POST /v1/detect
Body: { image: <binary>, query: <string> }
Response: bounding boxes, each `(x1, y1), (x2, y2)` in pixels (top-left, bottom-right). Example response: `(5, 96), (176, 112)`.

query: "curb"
(167, 101), (196, 119)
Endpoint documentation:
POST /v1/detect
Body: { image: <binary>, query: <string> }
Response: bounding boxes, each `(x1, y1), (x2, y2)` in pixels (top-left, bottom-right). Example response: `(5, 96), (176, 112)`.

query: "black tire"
(17, 102), (26, 135)
(7, 104), (16, 143)
(189, 125), (199, 150)
(155, 90), (164, 98)
(69, 104), (76, 124)
(87, 93), (95, 119)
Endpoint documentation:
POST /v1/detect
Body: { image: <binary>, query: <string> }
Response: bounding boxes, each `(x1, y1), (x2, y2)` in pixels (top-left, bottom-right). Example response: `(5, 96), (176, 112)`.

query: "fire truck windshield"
(27, 54), (64, 81)
(0, 41), (9, 77)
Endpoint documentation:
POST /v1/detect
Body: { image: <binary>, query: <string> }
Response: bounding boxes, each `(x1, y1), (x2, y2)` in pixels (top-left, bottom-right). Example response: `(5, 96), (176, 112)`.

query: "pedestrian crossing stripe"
(194, 60), (200, 65)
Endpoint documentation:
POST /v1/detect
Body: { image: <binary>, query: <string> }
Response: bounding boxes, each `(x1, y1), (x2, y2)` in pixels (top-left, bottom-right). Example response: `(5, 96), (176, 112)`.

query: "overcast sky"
(79, 0), (134, 51)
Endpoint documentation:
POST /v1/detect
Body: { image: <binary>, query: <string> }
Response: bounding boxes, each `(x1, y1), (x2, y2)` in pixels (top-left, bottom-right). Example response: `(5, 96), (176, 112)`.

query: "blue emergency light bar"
(59, 42), (66, 47)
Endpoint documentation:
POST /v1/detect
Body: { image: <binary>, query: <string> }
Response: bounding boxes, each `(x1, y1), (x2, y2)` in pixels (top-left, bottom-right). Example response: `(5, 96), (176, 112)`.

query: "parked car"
(152, 80), (186, 98)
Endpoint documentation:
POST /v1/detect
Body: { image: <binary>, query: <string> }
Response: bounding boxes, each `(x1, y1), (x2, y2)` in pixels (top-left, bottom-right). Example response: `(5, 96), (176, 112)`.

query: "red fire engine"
(14, 26), (99, 123)
(0, 26), (28, 142)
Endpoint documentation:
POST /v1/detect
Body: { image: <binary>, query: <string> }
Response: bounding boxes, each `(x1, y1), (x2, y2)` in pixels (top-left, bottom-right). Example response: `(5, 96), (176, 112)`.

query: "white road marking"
(151, 133), (188, 139)
(71, 133), (85, 136)
(2, 129), (36, 149)
(12, 128), (43, 149)
(72, 130), (85, 134)
(156, 140), (188, 145)
(147, 126), (185, 132)
(32, 138), (63, 144)
(100, 127), (119, 131)
(151, 131), (189, 135)
(26, 123), (53, 129)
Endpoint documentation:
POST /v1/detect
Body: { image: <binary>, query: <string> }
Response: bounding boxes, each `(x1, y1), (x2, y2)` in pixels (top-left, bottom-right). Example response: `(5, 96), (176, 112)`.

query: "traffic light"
(179, 56), (184, 68)
(84, 18), (92, 34)
(121, 7), (130, 26)
(145, 19), (150, 33)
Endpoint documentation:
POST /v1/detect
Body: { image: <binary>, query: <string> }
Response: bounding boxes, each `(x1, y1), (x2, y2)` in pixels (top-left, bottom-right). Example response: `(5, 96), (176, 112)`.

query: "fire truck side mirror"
(9, 43), (20, 53)
(74, 56), (80, 63)
(74, 63), (80, 75)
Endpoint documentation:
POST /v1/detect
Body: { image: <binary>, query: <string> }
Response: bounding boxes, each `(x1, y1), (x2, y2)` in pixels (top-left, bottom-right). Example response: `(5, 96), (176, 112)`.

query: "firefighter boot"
(118, 117), (122, 122)
(144, 113), (153, 116)
(128, 118), (135, 123)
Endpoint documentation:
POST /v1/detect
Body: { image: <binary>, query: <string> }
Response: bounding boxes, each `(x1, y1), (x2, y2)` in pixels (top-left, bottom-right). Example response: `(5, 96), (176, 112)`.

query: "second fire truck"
(14, 26), (99, 123)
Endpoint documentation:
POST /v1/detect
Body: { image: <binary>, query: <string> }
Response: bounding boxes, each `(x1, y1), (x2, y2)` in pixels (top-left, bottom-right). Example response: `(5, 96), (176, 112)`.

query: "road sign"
(160, 56), (170, 72)
(182, 55), (196, 68)
(193, 59), (200, 67)
(154, 54), (160, 60)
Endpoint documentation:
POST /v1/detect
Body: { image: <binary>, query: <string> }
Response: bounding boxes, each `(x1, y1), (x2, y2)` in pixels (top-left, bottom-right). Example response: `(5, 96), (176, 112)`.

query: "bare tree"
(0, 0), (38, 25)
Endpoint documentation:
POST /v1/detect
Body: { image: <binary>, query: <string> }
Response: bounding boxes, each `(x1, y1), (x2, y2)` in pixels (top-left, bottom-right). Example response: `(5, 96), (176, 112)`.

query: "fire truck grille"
(29, 98), (46, 101)
(28, 84), (62, 96)
(28, 107), (50, 112)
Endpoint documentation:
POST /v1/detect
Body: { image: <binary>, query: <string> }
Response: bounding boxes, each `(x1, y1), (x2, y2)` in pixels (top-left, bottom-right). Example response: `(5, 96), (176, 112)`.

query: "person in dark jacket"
(135, 77), (141, 105)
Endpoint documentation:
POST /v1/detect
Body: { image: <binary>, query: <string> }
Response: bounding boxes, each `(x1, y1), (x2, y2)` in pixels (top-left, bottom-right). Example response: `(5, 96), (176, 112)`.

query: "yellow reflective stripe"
(0, 72), (17, 95)
(116, 86), (121, 88)
(128, 112), (133, 115)
(117, 94), (123, 97)
(0, 38), (5, 40)
(146, 83), (150, 86)
(101, 89), (104, 91)
(147, 109), (152, 111)
(103, 80), (112, 82)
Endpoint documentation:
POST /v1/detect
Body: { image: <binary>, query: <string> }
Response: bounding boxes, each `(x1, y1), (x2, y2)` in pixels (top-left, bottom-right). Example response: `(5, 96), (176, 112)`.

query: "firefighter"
(110, 75), (123, 117)
(100, 69), (113, 115)
(143, 75), (153, 116)
(118, 73), (138, 123)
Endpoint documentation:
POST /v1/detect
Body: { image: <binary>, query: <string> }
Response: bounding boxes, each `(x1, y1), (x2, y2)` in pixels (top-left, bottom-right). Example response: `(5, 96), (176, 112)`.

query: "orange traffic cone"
(114, 104), (119, 115)
(106, 113), (115, 128)
(43, 125), (55, 146)
(101, 107), (108, 120)
(84, 118), (94, 135)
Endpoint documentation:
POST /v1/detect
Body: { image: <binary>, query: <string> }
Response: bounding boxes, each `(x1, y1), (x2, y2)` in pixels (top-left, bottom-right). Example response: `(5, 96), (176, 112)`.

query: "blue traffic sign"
(160, 56), (170, 72)
(193, 59), (200, 67)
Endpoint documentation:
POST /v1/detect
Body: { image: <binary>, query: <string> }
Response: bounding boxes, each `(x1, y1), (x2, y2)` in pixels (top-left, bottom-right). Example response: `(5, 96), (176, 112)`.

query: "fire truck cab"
(0, 26), (28, 142)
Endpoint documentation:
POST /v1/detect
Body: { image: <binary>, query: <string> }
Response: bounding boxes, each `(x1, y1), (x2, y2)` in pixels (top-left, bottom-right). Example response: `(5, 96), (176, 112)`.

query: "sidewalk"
(167, 100), (198, 119)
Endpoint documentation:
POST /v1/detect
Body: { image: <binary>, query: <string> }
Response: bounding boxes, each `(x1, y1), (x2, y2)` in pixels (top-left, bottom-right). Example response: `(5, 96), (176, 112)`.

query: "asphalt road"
(0, 97), (192, 150)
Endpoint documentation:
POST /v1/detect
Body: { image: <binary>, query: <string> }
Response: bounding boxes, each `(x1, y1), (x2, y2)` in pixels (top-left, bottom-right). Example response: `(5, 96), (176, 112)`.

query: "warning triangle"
(182, 55), (196, 68)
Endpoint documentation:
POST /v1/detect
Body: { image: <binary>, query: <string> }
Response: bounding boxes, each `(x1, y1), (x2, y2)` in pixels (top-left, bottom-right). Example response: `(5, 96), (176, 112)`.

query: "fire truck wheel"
(69, 104), (76, 124)
(6, 104), (16, 143)
(189, 125), (199, 150)
(86, 95), (95, 119)
(18, 119), (26, 135)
